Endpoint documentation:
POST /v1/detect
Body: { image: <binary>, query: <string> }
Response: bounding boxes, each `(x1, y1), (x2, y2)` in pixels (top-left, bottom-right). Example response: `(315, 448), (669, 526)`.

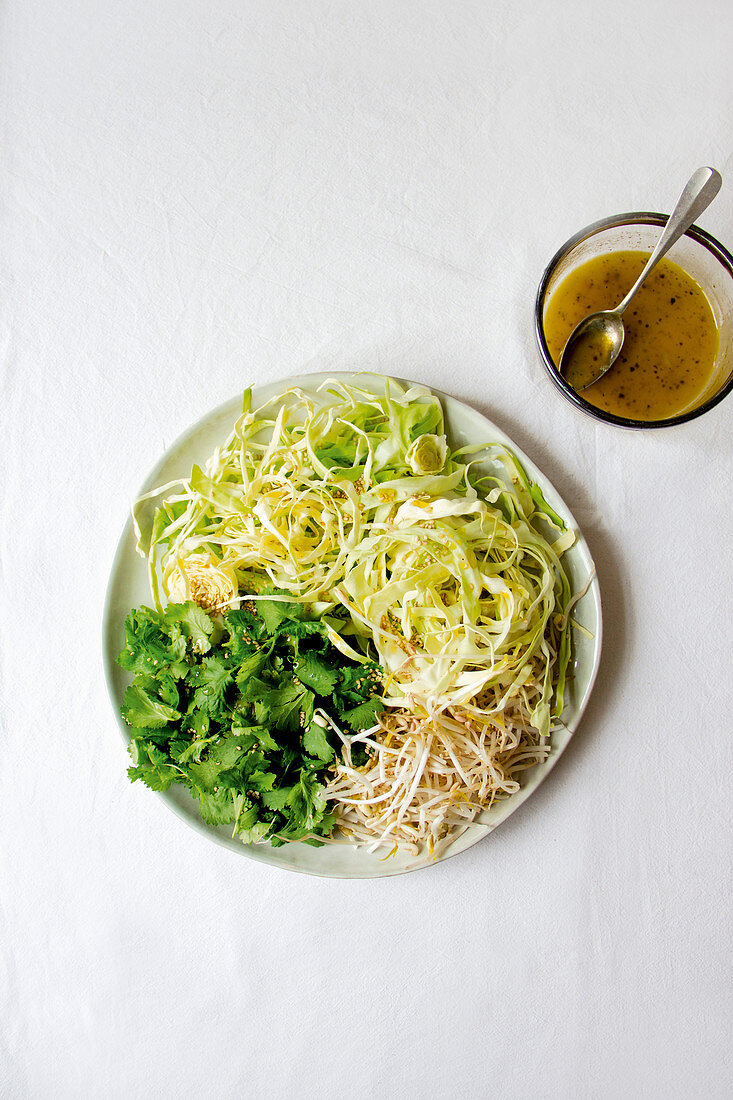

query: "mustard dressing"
(543, 251), (719, 420)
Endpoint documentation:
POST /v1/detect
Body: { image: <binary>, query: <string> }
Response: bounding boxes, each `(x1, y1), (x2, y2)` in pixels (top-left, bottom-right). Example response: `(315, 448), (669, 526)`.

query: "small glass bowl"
(534, 213), (733, 428)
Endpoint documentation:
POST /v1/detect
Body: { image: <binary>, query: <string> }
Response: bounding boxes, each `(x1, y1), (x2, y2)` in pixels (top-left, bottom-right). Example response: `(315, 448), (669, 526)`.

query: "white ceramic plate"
(103, 371), (602, 878)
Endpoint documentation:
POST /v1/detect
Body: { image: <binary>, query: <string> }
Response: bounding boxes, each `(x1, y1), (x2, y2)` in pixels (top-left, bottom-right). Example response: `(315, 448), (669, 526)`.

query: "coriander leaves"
(117, 599), (383, 845)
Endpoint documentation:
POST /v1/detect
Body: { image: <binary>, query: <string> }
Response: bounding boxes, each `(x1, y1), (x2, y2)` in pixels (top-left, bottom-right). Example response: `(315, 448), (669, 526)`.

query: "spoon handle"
(616, 166), (722, 315)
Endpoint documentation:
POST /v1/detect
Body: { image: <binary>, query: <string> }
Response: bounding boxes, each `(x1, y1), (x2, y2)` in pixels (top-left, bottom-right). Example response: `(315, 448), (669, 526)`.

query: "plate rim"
(102, 369), (602, 878)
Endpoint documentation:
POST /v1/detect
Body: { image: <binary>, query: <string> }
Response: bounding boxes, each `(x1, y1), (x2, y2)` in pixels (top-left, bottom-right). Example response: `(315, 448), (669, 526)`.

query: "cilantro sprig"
(117, 598), (383, 845)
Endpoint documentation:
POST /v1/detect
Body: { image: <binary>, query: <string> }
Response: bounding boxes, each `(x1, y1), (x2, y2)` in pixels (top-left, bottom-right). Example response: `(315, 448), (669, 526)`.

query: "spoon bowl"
(559, 311), (625, 391)
(558, 167), (722, 390)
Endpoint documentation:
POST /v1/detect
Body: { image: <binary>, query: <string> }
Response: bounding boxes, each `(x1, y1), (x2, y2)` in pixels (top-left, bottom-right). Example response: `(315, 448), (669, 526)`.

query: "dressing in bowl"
(543, 250), (719, 421)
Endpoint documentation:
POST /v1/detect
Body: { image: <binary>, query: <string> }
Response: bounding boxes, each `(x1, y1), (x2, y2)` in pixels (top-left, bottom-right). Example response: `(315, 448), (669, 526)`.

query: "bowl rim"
(534, 211), (733, 429)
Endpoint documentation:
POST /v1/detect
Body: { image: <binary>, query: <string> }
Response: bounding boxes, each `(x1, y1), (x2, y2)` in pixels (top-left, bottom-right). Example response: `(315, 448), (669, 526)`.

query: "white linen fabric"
(2, 1), (731, 1097)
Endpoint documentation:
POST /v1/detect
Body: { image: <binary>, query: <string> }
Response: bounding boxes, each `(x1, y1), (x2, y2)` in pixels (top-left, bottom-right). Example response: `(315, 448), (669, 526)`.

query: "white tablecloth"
(3, 2), (732, 1097)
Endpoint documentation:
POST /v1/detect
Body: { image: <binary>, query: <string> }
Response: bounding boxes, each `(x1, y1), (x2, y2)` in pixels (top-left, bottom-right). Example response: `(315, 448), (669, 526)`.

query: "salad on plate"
(115, 376), (587, 860)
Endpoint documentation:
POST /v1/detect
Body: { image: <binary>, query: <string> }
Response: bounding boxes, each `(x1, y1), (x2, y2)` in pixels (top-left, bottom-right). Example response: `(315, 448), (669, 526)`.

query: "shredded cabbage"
(134, 377), (576, 853)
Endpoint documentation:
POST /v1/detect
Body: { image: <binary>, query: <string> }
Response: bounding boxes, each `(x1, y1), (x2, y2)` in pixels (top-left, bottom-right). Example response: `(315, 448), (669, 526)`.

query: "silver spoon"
(559, 166), (723, 391)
